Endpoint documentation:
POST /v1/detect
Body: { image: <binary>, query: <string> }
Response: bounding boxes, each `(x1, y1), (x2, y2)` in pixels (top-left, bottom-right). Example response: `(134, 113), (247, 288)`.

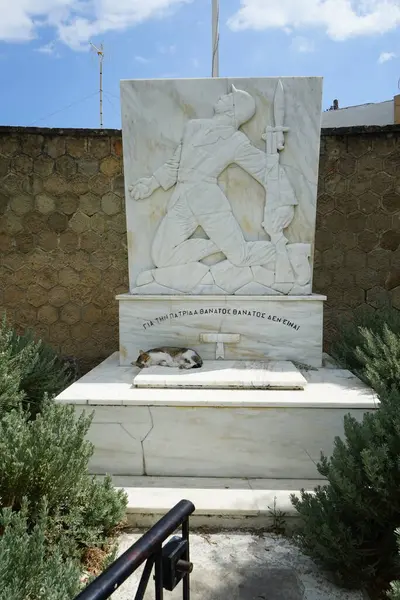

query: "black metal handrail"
(74, 499), (195, 600)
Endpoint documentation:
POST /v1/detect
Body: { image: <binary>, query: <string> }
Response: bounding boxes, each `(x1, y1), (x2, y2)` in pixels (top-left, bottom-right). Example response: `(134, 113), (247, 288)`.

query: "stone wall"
(0, 128), (127, 370)
(1, 125), (399, 370)
(315, 125), (400, 342)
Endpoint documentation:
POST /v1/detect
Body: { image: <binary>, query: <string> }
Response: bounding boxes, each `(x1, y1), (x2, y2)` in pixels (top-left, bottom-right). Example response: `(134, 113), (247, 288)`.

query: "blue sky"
(1, 0), (400, 129)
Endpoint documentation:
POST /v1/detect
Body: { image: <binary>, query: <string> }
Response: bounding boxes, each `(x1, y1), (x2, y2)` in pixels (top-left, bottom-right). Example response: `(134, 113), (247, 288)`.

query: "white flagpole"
(212, 0), (219, 77)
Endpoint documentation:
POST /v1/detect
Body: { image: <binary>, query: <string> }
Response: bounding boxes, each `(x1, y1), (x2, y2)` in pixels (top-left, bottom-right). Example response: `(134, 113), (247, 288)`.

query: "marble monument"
(57, 76), (378, 484)
(119, 77), (325, 368)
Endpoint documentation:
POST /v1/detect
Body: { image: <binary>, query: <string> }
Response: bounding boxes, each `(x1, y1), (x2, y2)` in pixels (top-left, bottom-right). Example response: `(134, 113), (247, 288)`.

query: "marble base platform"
(56, 352), (378, 480)
(118, 294), (326, 368)
(133, 360), (307, 390)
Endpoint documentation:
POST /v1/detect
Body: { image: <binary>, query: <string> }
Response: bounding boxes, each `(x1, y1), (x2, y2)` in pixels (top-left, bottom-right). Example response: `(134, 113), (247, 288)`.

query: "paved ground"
(113, 531), (366, 600)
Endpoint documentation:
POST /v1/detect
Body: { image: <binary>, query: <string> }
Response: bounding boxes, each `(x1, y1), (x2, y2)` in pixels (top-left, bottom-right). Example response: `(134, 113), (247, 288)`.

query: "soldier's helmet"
(231, 85), (256, 127)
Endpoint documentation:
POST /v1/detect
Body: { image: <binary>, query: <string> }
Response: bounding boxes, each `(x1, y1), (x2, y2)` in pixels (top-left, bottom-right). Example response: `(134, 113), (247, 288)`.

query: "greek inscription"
(141, 307), (300, 331)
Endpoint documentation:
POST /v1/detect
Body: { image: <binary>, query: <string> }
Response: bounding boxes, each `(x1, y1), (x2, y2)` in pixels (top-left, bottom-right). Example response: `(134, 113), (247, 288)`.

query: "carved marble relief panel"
(121, 77), (323, 295)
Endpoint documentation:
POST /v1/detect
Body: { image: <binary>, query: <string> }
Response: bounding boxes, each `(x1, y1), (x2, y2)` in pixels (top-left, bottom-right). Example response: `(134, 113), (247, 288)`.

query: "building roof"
(322, 99), (394, 128)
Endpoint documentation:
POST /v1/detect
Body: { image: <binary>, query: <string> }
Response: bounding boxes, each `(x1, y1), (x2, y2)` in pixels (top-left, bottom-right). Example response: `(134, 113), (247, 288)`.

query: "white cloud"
(0, 0), (190, 50)
(192, 57), (200, 68)
(36, 41), (57, 54)
(135, 55), (150, 63)
(378, 51), (396, 63)
(291, 36), (315, 53)
(228, 1), (400, 41)
(0, 0), (72, 42)
(6, 0), (400, 53)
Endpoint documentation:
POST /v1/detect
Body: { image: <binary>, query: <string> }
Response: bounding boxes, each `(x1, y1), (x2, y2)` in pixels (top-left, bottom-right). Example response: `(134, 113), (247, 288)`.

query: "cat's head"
(190, 353), (203, 369)
(133, 350), (150, 369)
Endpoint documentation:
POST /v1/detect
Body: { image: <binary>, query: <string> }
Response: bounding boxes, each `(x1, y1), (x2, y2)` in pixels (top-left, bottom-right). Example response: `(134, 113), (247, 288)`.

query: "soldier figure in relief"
(129, 85), (297, 273)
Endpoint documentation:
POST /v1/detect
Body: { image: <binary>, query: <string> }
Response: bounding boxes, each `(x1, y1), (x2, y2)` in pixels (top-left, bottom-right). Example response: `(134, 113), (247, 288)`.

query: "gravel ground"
(112, 531), (367, 600)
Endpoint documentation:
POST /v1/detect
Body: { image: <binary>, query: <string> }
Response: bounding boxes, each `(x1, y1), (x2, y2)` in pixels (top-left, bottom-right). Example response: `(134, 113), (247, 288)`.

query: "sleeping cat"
(134, 347), (203, 370)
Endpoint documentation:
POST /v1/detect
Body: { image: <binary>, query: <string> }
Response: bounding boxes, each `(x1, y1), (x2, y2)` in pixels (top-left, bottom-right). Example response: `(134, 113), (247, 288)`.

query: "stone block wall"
(315, 125), (400, 342)
(0, 128), (127, 369)
(0, 125), (399, 371)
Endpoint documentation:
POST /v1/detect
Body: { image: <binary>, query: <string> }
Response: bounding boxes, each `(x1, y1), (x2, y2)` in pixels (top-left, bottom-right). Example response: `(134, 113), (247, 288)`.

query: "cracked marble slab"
(133, 360), (307, 390)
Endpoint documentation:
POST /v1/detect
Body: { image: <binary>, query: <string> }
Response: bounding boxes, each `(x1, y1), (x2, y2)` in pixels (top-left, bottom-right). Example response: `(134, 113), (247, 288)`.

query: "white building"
(322, 96), (400, 128)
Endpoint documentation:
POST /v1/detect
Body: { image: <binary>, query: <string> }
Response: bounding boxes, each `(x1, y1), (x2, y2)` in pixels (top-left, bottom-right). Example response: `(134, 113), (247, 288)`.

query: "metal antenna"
(90, 42), (104, 128)
(212, 0), (219, 77)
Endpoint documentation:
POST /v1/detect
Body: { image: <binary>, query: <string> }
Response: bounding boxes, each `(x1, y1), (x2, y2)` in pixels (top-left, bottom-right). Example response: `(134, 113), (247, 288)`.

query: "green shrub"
(291, 308), (400, 591)
(0, 500), (81, 600)
(0, 402), (93, 511)
(66, 475), (128, 547)
(0, 317), (128, 596)
(388, 530), (400, 599)
(387, 529), (400, 600)
(7, 320), (77, 417)
(291, 386), (400, 589)
(389, 580), (400, 599)
(0, 315), (35, 417)
(0, 402), (127, 553)
(331, 306), (400, 391)
(47, 475), (128, 557)
(355, 324), (400, 395)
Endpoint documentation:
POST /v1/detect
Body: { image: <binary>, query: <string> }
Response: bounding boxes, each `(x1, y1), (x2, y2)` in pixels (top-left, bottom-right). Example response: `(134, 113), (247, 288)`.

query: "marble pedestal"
(118, 294), (326, 368)
(56, 353), (378, 480)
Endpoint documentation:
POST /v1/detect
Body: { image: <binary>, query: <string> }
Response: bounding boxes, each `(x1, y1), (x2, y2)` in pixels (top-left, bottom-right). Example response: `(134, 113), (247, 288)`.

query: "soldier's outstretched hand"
(129, 176), (159, 201)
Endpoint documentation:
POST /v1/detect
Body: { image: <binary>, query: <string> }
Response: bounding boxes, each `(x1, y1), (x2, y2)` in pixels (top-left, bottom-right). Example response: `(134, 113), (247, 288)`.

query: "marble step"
(109, 476), (323, 532)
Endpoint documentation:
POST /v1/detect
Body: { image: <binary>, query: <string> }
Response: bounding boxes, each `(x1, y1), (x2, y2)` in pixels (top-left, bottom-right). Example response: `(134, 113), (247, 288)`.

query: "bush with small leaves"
(291, 306), (400, 592)
(0, 402), (127, 555)
(0, 318), (128, 596)
(0, 402), (93, 511)
(355, 324), (400, 396)
(48, 475), (128, 558)
(331, 306), (400, 392)
(7, 320), (77, 417)
(65, 474), (128, 548)
(0, 315), (35, 417)
(388, 533), (400, 599)
(291, 374), (400, 589)
(0, 314), (77, 417)
(0, 500), (82, 600)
